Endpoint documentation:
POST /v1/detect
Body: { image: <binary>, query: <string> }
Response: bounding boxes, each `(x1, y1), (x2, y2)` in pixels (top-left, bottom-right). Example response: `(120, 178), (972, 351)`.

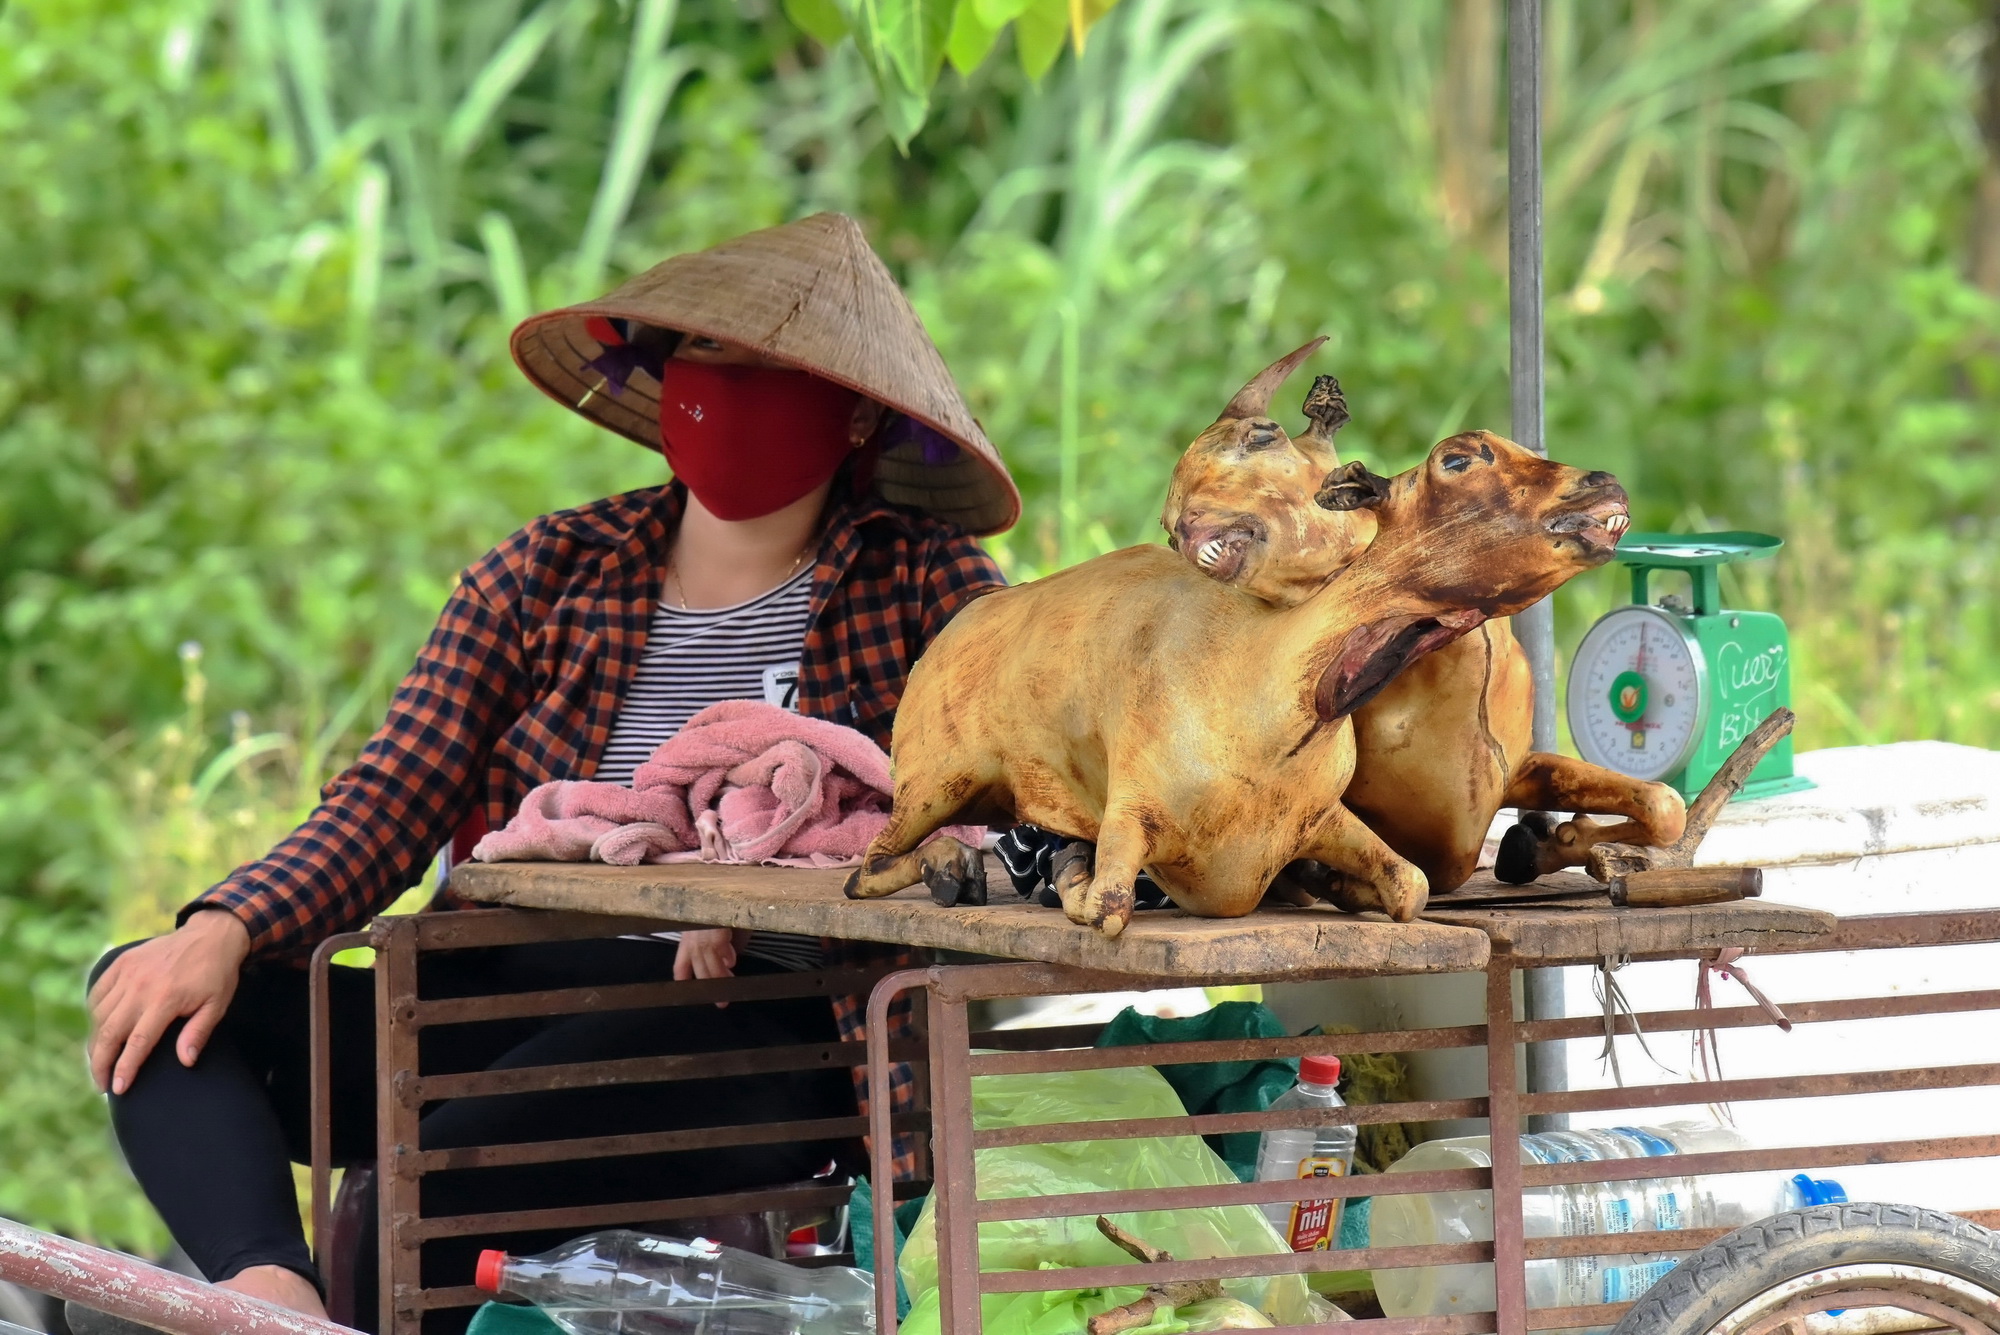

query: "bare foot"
(218, 1264), (328, 1319)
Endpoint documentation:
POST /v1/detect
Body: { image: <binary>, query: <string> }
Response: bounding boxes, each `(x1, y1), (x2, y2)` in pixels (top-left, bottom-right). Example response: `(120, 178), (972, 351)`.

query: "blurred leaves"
(791, 0), (1123, 144)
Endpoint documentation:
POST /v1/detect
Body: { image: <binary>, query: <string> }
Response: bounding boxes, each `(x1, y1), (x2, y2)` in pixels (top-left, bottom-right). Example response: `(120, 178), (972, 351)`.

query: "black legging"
(91, 935), (857, 1334)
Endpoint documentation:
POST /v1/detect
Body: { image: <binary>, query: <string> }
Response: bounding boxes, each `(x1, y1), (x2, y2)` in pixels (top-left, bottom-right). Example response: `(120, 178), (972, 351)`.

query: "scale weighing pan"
(1611, 531), (1783, 567)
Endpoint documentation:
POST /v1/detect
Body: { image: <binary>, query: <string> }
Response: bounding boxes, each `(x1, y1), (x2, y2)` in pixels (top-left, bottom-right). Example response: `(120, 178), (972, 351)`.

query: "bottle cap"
(1299, 1055), (1342, 1085)
(475, 1250), (509, 1293)
(1791, 1174), (1848, 1207)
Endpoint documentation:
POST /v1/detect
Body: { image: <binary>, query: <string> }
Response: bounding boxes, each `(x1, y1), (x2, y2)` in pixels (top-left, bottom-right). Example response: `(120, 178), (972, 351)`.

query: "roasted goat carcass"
(1160, 342), (1686, 891)
(842, 395), (1630, 935)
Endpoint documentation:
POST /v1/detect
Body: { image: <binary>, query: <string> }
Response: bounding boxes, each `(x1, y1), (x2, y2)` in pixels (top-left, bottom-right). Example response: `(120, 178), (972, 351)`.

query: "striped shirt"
(595, 566), (816, 783)
(598, 565), (824, 971)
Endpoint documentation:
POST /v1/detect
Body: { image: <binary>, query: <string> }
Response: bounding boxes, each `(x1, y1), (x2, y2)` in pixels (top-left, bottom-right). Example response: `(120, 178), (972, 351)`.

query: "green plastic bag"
(898, 1065), (1333, 1335)
(1093, 1002), (1299, 1182)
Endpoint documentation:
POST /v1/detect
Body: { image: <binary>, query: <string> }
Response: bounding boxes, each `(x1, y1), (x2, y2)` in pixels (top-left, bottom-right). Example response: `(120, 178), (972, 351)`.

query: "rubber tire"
(1610, 1203), (2000, 1335)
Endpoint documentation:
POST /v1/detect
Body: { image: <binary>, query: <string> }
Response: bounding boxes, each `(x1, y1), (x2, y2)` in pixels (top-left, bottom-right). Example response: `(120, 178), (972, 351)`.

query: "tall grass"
(2, 0), (1996, 1245)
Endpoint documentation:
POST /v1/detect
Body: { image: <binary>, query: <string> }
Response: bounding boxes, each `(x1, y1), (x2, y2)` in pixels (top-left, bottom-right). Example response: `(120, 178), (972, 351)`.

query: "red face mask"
(656, 360), (860, 520)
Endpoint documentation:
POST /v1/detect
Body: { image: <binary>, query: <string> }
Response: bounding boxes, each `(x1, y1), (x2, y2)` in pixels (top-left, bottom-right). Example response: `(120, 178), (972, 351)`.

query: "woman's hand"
(87, 909), (251, 1096)
(674, 928), (752, 1005)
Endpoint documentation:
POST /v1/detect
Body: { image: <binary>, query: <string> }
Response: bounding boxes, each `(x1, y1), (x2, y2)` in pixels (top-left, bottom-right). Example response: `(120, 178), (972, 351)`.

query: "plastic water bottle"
(1253, 1055), (1360, 1250)
(474, 1231), (876, 1335)
(1369, 1122), (1845, 1323)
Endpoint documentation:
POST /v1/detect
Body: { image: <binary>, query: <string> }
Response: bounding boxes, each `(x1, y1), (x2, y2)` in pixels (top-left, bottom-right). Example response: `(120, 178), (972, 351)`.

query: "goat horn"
(1219, 336), (1329, 421)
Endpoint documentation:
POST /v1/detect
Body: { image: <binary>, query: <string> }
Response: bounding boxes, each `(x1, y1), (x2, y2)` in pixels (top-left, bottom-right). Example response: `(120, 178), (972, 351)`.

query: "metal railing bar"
(412, 1183), (853, 1241)
(975, 1165), (1491, 1223)
(1525, 1301), (1633, 1330)
(1518, 988), (2000, 1045)
(1771, 911), (2000, 955)
(1521, 1061), (2000, 1117)
(1519, 1134), (2000, 1189)
(967, 1023), (1105, 1051)
(1523, 1227), (1732, 1260)
(399, 1285), (487, 1314)
(410, 909), (691, 950)
(405, 1038), (927, 1103)
(971, 1099), (1488, 1149)
(970, 1025), (1490, 1076)
(410, 1112), (930, 1173)
(414, 969), (891, 1026)
(1280, 1318), (1498, 1335)
(977, 1242), (1495, 1292)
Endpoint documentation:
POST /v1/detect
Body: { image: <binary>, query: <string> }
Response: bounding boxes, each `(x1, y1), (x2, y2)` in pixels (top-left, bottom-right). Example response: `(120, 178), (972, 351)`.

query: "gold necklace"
(668, 539), (816, 611)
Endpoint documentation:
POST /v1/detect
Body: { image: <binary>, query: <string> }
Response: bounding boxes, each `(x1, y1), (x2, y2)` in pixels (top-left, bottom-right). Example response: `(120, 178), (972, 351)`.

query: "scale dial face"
(1568, 605), (1707, 782)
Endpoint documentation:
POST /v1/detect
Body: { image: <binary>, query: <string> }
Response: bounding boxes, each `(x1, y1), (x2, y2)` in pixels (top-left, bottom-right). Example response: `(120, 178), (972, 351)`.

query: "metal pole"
(0, 1216), (352, 1335)
(1508, 0), (1554, 725)
(1507, 0), (1570, 1132)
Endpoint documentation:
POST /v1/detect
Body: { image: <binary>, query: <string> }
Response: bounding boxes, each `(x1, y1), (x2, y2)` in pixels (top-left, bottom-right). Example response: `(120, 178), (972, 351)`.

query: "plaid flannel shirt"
(187, 481), (1005, 1179)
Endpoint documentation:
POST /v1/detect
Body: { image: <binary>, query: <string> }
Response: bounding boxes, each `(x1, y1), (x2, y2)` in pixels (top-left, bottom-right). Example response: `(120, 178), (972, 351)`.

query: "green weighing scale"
(1566, 532), (1813, 801)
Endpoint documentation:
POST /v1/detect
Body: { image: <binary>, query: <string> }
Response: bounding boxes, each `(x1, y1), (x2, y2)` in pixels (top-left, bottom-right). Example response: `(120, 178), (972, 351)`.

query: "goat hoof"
(1494, 823), (1544, 884)
(1091, 886), (1135, 937)
(1051, 840), (1094, 896)
(841, 869), (865, 899)
(922, 842), (986, 908)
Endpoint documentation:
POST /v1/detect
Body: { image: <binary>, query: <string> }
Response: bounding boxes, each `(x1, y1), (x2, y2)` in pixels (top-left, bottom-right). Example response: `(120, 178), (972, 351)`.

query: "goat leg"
(1495, 753), (1687, 883)
(1496, 813), (1642, 883)
(1058, 817), (1143, 937)
(1270, 859), (1378, 914)
(1299, 805), (1429, 921)
(844, 835), (986, 905)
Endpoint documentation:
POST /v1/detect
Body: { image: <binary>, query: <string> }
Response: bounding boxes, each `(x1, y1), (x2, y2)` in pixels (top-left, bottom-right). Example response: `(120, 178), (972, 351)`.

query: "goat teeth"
(1606, 513), (1629, 536)
(1197, 538), (1225, 568)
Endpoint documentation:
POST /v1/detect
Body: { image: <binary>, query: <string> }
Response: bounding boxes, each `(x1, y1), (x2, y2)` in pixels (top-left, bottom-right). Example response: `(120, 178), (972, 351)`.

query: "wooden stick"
(1610, 866), (1763, 907)
(1086, 1218), (1225, 1335)
(1587, 707), (1795, 880)
(1675, 707), (1796, 859)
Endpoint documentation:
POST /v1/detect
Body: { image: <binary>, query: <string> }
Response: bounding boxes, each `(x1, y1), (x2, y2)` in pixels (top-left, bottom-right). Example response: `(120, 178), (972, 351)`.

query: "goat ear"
(1314, 461), (1390, 511)
(1219, 336), (1329, 421)
(1315, 612), (1487, 721)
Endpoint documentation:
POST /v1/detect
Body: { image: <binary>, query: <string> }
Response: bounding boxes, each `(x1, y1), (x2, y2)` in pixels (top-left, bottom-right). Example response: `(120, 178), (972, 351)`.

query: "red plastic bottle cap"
(1299, 1055), (1342, 1085)
(475, 1250), (508, 1294)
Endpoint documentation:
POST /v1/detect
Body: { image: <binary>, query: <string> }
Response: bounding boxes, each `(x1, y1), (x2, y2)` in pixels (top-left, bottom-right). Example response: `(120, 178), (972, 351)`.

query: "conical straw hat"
(511, 213), (1021, 535)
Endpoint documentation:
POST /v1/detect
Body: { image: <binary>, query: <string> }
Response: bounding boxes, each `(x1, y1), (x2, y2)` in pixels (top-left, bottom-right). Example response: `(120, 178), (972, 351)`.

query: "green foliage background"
(3, 0), (1997, 1246)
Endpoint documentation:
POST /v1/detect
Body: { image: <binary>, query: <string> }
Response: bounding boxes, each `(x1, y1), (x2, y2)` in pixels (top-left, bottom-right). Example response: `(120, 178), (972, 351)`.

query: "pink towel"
(471, 700), (978, 869)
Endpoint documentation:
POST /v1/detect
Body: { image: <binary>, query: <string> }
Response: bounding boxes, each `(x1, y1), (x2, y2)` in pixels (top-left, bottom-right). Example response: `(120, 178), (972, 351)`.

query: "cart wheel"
(1611, 1204), (2000, 1335)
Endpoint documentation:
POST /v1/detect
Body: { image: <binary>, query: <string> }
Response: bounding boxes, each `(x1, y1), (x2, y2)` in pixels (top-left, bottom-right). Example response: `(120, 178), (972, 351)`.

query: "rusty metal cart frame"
(306, 907), (936, 1335)
(866, 907), (2000, 1335)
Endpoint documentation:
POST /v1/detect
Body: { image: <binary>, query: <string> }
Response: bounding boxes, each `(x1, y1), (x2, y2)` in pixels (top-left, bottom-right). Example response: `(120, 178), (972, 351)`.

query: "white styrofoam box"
(1553, 743), (2000, 1209)
(1268, 742), (2000, 1208)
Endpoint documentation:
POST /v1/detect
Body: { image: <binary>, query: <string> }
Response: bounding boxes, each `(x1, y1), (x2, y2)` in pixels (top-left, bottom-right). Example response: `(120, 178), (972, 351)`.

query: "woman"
(82, 214), (1018, 1332)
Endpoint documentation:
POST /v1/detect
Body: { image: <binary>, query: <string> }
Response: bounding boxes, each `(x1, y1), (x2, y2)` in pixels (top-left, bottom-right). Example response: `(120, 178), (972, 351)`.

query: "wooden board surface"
(1424, 871), (1837, 962)
(450, 860), (1491, 981)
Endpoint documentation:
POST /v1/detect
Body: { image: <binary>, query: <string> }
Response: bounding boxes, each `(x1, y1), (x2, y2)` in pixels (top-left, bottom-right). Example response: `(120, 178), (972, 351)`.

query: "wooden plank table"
(450, 861), (1837, 980)
(1424, 878), (1838, 963)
